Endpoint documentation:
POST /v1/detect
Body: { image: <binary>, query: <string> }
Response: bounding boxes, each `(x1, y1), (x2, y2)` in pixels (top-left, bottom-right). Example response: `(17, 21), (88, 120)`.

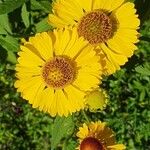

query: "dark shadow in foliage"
(8, 7), (33, 38)
(135, 0), (150, 25)
(123, 54), (144, 73)
(0, 45), (7, 63)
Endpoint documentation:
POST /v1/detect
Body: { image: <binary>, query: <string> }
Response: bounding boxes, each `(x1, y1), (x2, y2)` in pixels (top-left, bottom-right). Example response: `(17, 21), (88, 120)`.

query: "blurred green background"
(0, 0), (150, 149)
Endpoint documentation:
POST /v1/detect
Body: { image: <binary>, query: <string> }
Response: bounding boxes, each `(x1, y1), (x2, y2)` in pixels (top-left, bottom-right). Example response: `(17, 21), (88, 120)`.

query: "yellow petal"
(76, 123), (89, 139)
(107, 34), (137, 57)
(115, 2), (140, 29)
(32, 84), (46, 108)
(75, 44), (98, 66)
(14, 76), (43, 91)
(53, 28), (71, 55)
(48, 89), (73, 117)
(39, 87), (54, 113)
(100, 43), (128, 74)
(73, 70), (100, 91)
(54, 0), (83, 21)
(48, 14), (69, 28)
(48, 89), (59, 117)
(107, 144), (126, 149)
(55, 90), (70, 116)
(16, 66), (41, 78)
(93, 0), (124, 11)
(76, 0), (93, 11)
(62, 31), (88, 58)
(29, 32), (53, 61)
(64, 85), (85, 111)
(114, 28), (139, 43)
(48, 0), (83, 27)
(17, 77), (45, 104)
(104, 57), (119, 75)
(18, 45), (44, 67)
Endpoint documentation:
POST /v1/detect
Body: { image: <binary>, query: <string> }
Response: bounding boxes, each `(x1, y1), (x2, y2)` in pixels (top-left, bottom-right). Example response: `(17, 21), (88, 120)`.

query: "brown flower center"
(42, 56), (76, 89)
(80, 137), (104, 150)
(77, 10), (113, 45)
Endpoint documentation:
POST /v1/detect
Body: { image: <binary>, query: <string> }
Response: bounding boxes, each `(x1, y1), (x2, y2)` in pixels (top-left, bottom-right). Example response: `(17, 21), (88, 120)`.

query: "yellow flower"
(85, 88), (108, 111)
(77, 121), (126, 150)
(15, 27), (102, 117)
(48, 0), (140, 74)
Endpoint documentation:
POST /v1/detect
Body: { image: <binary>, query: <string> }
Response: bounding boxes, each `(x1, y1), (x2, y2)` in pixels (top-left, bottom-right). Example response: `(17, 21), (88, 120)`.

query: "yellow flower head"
(48, 0), (140, 74)
(85, 88), (108, 111)
(15, 27), (102, 117)
(77, 121), (126, 150)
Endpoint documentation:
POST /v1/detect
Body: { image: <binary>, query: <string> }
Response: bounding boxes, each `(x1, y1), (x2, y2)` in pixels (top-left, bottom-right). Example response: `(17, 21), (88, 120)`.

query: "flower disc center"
(80, 137), (104, 150)
(77, 10), (113, 45)
(42, 56), (76, 89)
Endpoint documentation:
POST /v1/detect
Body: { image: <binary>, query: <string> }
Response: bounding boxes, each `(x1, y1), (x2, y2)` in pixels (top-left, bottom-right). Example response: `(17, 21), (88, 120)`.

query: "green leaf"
(39, 0), (52, 12)
(135, 64), (150, 76)
(139, 89), (145, 102)
(6, 51), (17, 64)
(51, 116), (74, 150)
(35, 18), (53, 33)
(62, 140), (77, 150)
(21, 3), (30, 28)
(0, 0), (26, 15)
(133, 80), (143, 90)
(0, 14), (12, 34)
(0, 35), (19, 52)
(31, 0), (51, 12)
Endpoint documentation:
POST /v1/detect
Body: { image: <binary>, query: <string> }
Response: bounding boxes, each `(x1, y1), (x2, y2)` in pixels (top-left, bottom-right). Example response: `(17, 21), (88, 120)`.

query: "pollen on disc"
(42, 56), (77, 89)
(77, 10), (114, 45)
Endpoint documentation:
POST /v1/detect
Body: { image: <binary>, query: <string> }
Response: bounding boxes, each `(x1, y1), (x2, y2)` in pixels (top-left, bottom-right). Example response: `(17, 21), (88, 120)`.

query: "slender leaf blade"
(0, 0), (26, 15)
(21, 3), (30, 28)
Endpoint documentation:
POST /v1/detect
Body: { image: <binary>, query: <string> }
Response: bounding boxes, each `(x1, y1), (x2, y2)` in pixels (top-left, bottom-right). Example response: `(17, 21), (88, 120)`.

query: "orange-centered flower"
(15, 28), (103, 117)
(48, 0), (140, 74)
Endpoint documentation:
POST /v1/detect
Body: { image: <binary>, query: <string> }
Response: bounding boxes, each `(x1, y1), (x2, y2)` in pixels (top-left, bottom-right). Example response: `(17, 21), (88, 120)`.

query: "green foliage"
(135, 63), (150, 76)
(0, 14), (12, 34)
(51, 116), (75, 150)
(0, 0), (150, 150)
(21, 3), (30, 28)
(135, 0), (150, 23)
(0, 0), (25, 15)
(0, 35), (19, 52)
(35, 17), (53, 33)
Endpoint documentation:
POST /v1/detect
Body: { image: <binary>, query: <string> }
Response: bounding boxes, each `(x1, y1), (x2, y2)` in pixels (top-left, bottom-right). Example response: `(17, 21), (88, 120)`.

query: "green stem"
(82, 110), (90, 123)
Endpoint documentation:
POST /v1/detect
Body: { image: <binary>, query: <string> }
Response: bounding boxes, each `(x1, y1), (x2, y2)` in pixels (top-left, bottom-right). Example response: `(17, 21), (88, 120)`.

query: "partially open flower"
(85, 88), (108, 111)
(77, 121), (126, 150)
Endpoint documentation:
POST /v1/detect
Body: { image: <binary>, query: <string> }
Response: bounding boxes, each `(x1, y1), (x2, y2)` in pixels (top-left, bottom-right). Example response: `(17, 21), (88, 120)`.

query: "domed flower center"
(42, 56), (76, 89)
(80, 137), (104, 150)
(77, 10), (113, 45)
